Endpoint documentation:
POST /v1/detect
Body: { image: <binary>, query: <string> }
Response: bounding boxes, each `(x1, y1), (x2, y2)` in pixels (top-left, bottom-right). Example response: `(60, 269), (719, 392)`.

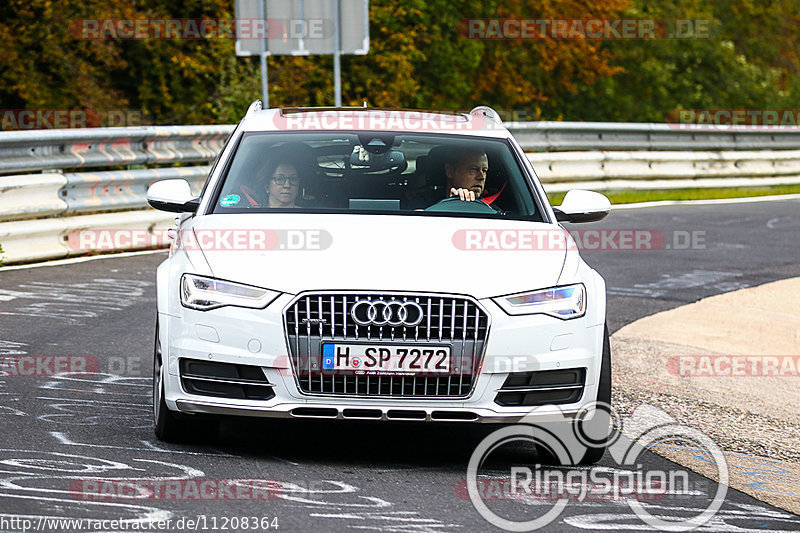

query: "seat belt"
(240, 184), (259, 207)
(482, 182), (506, 205)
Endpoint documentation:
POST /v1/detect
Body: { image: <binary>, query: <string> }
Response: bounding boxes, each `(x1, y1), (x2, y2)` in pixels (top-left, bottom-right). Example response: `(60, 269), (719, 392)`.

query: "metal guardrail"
(61, 167), (208, 214)
(0, 168), (209, 222)
(530, 150), (800, 192)
(507, 121), (800, 151)
(530, 149), (800, 182)
(2, 119), (800, 265)
(2, 121), (800, 176)
(0, 125), (232, 175)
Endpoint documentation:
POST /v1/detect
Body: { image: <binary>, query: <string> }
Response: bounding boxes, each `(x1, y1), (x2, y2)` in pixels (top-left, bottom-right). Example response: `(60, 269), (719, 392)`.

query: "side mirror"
(553, 190), (611, 223)
(147, 179), (199, 213)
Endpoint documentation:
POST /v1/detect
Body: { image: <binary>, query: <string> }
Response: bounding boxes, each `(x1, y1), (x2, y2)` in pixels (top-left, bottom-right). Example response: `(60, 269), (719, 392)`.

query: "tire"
(575, 324), (612, 465)
(153, 319), (187, 442)
(534, 325), (611, 465)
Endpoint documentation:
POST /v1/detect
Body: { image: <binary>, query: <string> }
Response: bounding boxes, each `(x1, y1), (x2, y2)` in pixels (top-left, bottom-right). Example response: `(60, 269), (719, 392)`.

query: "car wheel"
(534, 325), (611, 465)
(153, 319), (186, 442)
(574, 324), (612, 465)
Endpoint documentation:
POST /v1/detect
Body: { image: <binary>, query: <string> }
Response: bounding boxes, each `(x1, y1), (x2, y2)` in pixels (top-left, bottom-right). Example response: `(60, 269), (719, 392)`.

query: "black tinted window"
(211, 132), (540, 219)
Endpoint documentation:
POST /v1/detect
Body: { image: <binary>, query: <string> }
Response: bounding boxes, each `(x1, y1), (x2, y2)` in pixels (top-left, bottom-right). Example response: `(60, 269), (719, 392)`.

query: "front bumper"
(174, 398), (585, 424)
(160, 293), (605, 424)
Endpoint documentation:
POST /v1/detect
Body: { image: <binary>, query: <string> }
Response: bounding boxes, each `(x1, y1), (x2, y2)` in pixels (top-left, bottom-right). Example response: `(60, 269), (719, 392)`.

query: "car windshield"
(210, 131), (542, 220)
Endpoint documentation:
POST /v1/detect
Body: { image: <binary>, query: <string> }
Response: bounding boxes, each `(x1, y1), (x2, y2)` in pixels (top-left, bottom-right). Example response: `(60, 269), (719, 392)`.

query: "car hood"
(190, 214), (568, 300)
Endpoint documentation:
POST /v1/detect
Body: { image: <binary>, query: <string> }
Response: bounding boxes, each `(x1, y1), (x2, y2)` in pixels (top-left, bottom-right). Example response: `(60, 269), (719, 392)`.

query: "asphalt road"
(1, 198), (799, 532)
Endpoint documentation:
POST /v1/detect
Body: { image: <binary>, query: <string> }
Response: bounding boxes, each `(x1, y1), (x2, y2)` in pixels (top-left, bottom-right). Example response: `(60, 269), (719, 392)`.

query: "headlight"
(180, 274), (279, 311)
(494, 284), (586, 319)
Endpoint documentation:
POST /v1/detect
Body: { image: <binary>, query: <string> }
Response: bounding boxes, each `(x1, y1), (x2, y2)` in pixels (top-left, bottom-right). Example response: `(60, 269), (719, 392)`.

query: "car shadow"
(209, 416), (539, 469)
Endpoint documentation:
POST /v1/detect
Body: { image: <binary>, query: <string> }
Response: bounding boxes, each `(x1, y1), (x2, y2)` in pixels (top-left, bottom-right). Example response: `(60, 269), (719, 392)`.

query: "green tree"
(0, 0), (130, 113)
(0, 0), (631, 122)
(551, 0), (798, 121)
(2, 0), (798, 125)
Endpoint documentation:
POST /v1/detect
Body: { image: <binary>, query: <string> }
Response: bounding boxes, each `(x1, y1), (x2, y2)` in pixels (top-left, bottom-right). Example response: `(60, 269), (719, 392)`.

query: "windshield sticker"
(220, 194), (241, 207)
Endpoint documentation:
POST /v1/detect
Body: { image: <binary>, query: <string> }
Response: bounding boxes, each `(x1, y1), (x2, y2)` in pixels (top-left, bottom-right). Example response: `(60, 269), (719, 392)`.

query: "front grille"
(180, 359), (275, 401)
(284, 292), (489, 398)
(495, 368), (586, 406)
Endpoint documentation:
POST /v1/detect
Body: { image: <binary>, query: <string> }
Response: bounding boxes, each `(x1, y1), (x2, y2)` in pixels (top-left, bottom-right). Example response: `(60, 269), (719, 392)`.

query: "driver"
(445, 148), (488, 202)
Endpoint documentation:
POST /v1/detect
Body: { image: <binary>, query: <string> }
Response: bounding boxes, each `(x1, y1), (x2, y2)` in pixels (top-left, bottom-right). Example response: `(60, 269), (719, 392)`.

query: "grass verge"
(546, 184), (800, 206)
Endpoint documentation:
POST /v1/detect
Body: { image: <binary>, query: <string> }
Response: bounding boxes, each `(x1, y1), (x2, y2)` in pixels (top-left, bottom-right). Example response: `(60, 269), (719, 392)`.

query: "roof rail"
(246, 100), (263, 116)
(280, 106), (384, 113)
(470, 106), (503, 125)
(278, 106), (466, 115)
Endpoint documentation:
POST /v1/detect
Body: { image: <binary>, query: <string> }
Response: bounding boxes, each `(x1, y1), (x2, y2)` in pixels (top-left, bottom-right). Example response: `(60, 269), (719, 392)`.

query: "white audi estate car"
(147, 103), (612, 463)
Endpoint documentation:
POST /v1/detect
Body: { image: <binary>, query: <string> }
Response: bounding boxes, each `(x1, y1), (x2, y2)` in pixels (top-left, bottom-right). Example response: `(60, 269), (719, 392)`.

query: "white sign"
(235, 0), (369, 56)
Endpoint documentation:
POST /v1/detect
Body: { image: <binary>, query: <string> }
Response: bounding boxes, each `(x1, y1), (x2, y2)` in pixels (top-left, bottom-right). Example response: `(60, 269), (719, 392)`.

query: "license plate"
(321, 344), (451, 374)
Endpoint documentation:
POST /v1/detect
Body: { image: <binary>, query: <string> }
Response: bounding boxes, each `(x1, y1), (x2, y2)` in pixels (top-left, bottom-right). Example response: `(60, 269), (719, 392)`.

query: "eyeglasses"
(272, 175), (300, 186)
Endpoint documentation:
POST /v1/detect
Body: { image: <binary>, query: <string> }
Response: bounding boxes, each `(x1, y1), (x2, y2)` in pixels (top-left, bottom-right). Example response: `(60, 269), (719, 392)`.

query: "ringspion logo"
(465, 403), (728, 531)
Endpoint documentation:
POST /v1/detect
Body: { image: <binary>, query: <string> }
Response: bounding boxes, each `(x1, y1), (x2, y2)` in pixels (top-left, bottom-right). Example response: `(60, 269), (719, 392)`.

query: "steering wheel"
(423, 196), (498, 214)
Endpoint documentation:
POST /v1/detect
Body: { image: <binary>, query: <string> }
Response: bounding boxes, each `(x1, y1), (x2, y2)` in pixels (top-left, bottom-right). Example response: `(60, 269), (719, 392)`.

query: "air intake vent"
(180, 359), (275, 401)
(495, 368), (586, 406)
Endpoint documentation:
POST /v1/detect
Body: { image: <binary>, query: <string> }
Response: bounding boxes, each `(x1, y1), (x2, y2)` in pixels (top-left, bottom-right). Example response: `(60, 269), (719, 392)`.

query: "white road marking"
(609, 269), (748, 298)
(0, 249), (166, 272)
(0, 449), (209, 526)
(281, 482), (461, 532)
(0, 279), (151, 324)
(49, 431), (234, 457)
(0, 340), (28, 356)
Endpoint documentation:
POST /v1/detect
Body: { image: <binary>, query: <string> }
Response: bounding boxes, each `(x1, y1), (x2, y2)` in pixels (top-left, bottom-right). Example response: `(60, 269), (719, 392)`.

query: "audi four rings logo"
(350, 299), (424, 327)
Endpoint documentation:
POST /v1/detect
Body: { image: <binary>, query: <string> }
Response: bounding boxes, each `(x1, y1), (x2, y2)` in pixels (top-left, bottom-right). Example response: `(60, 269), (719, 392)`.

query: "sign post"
(257, 0), (268, 107)
(332, 0), (341, 106)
